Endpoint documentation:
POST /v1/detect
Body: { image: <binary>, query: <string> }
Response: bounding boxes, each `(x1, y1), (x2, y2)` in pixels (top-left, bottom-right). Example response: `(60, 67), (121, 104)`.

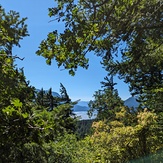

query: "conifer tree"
(0, 6), (42, 162)
(89, 76), (123, 121)
(36, 88), (45, 106)
(60, 83), (71, 103)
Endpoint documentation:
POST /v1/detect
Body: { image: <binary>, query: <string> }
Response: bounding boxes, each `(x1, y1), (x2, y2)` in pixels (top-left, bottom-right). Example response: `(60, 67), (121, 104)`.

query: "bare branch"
(0, 54), (25, 60)
(13, 55), (25, 60)
(28, 124), (44, 130)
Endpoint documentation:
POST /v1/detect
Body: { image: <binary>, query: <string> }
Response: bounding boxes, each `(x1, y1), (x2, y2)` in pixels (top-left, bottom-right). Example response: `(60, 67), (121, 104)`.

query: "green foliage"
(76, 119), (94, 139)
(0, 6), (29, 53)
(36, 2), (163, 161)
(21, 143), (47, 163)
(75, 108), (161, 163)
(52, 103), (77, 135)
(1, 2), (163, 163)
(89, 88), (123, 121)
(0, 6), (77, 162)
(35, 86), (77, 136)
(0, 6), (33, 107)
(35, 84), (74, 110)
(35, 88), (59, 109)
(60, 83), (71, 103)
(0, 56), (34, 107)
(0, 101), (42, 162)
(129, 149), (163, 163)
(43, 134), (78, 163)
(38, 0), (162, 115)
(37, 0), (162, 75)
(89, 76), (124, 121)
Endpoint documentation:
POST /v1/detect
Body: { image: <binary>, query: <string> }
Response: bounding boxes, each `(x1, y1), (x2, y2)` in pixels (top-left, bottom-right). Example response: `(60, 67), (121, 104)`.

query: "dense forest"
(0, 0), (163, 162)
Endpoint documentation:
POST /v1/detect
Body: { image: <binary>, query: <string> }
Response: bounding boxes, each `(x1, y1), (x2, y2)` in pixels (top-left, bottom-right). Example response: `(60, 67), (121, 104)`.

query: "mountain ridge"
(36, 89), (139, 119)
(73, 96), (139, 112)
(73, 97), (140, 119)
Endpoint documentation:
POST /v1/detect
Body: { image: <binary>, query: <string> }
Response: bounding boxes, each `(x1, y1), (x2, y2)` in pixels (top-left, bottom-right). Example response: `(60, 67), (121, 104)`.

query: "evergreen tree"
(36, 88), (60, 110)
(35, 85), (77, 135)
(60, 83), (71, 103)
(46, 87), (55, 111)
(89, 76), (123, 121)
(0, 6), (43, 162)
(36, 88), (45, 106)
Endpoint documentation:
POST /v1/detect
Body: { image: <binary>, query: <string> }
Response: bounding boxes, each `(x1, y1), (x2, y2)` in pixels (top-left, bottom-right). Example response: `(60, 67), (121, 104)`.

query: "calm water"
(74, 111), (97, 120)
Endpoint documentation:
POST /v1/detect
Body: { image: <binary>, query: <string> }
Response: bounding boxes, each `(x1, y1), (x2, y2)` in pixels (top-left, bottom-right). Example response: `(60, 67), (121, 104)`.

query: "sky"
(1, 0), (131, 101)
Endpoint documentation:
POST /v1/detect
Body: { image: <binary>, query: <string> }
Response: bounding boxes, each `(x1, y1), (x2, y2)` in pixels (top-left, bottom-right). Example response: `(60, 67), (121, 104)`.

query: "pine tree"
(89, 76), (123, 121)
(60, 83), (71, 103)
(36, 88), (45, 106)
(0, 6), (42, 162)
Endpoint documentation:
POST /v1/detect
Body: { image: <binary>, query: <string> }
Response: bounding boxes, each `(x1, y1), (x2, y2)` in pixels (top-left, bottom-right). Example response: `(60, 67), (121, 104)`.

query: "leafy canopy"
(37, 0), (162, 74)
(37, 0), (163, 112)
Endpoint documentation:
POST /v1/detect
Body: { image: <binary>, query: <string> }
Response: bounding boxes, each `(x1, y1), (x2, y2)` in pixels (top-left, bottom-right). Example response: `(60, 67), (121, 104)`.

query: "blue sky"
(1, 0), (131, 101)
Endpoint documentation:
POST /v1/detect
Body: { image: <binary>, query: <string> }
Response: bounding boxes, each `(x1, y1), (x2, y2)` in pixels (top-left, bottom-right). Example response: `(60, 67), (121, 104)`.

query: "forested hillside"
(0, 0), (163, 162)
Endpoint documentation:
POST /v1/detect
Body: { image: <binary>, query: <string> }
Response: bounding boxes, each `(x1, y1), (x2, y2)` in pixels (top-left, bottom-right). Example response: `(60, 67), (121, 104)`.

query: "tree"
(77, 108), (160, 163)
(35, 88), (59, 110)
(1, 2), (162, 162)
(46, 87), (56, 110)
(0, 6), (35, 109)
(35, 86), (77, 136)
(0, 6), (29, 55)
(35, 88), (45, 106)
(37, 0), (163, 110)
(60, 83), (71, 103)
(0, 7), (32, 107)
(88, 76), (124, 121)
(37, 0), (162, 72)
(0, 6), (45, 162)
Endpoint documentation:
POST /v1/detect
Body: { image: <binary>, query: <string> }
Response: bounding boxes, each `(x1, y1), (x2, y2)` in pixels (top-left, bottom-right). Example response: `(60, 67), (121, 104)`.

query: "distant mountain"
(124, 96), (139, 108)
(73, 102), (96, 120)
(77, 101), (89, 107)
(73, 97), (140, 119)
(51, 91), (60, 97)
(36, 89), (60, 97)
(72, 101), (91, 120)
(73, 105), (89, 112)
(36, 88), (140, 119)
(75, 97), (140, 112)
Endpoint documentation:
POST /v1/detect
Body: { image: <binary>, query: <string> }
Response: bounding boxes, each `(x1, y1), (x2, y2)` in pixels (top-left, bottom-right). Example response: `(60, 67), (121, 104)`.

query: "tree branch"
(0, 54), (25, 60)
